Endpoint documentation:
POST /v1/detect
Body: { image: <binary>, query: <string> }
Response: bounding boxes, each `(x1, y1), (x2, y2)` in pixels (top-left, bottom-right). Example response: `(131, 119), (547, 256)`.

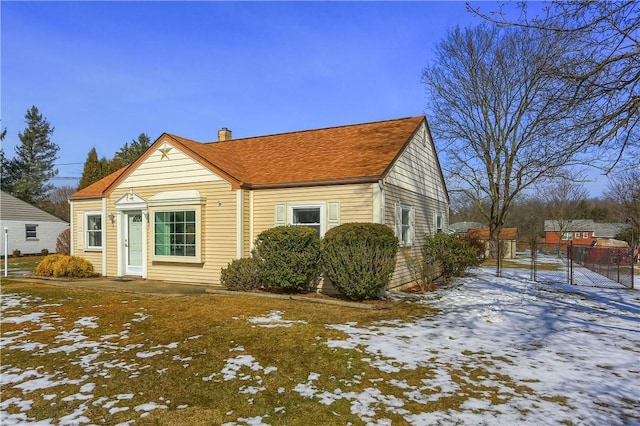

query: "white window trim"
(85, 211), (103, 251)
(434, 211), (444, 234)
(150, 205), (202, 264)
(583, 232), (589, 239)
(575, 232), (581, 239)
(395, 204), (415, 247)
(288, 203), (325, 237)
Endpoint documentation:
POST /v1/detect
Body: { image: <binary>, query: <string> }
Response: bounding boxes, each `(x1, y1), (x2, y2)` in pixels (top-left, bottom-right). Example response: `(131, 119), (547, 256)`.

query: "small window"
(575, 232), (581, 239)
(395, 204), (415, 247)
(25, 224), (37, 239)
(583, 232), (589, 239)
(86, 214), (103, 249)
(291, 206), (321, 237)
(434, 212), (443, 234)
(561, 232), (572, 240)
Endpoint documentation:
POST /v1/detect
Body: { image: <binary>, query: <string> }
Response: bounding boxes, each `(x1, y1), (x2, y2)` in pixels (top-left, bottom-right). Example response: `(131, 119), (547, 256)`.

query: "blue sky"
(1, 1), (484, 185)
(2, 1), (608, 195)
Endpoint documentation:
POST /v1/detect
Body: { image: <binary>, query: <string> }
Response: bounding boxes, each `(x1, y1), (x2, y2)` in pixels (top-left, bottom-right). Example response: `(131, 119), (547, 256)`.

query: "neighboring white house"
(0, 191), (69, 256)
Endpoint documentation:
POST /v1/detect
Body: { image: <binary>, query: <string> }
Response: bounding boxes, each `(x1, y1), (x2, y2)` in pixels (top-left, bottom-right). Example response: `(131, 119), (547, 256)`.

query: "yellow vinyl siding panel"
(386, 122), (448, 204)
(119, 140), (224, 188)
(71, 199), (104, 273)
(250, 184), (373, 243)
(106, 180), (236, 285)
(385, 183), (448, 288)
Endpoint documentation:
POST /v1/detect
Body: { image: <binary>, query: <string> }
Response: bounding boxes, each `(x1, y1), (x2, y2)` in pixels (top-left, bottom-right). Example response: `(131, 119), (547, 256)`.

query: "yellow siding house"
(69, 116), (449, 289)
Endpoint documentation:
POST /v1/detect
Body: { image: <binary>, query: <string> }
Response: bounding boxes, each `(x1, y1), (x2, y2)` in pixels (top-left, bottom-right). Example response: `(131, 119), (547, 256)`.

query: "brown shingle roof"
(69, 168), (127, 200)
(70, 116), (425, 199)
(467, 228), (518, 241)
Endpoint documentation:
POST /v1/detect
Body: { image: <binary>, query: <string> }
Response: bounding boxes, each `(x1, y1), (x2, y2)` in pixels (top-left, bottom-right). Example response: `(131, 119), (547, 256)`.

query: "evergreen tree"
(115, 133), (151, 165)
(77, 147), (103, 190)
(3, 106), (59, 205)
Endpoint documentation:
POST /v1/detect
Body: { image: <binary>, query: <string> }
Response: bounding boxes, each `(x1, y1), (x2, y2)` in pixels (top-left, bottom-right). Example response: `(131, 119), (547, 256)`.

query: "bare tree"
(538, 178), (590, 245)
(39, 185), (76, 222)
(468, 1), (639, 170)
(606, 169), (640, 227)
(423, 25), (594, 246)
(505, 195), (546, 245)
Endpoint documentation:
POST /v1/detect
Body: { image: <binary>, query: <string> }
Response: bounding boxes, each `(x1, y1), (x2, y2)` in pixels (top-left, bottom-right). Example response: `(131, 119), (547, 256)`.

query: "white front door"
(125, 212), (143, 275)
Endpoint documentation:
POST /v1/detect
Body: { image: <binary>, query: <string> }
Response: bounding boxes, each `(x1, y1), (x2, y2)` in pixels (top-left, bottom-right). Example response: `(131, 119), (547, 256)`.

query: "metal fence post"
(568, 242), (573, 285)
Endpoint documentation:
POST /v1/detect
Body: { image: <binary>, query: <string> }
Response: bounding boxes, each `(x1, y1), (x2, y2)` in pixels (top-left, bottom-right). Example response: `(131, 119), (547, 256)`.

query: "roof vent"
(218, 127), (232, 141)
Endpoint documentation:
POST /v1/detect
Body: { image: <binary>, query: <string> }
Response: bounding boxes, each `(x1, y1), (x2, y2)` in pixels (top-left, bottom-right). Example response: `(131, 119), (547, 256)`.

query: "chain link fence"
(496, 241), (635, 289)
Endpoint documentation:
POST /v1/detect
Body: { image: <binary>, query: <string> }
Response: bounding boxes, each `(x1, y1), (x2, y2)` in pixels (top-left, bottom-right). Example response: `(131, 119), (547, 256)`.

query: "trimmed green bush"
(320, 223), (398, 301)
(35, 254), (95, 278)
(252, 226), (320, 292)
(221, 257), (260, 291)
(422, 233), (482, 283)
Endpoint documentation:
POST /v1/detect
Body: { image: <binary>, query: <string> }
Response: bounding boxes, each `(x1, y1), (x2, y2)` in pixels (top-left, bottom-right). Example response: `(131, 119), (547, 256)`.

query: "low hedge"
(320, 223), (398, 300)
(220, 257), (260, 291)
(35, 254), (95, 278)
(422, 232), (482, 282)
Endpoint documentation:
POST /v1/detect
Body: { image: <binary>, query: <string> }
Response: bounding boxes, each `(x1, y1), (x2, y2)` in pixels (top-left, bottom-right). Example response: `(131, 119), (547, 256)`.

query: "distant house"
(68, 116), (450, 290)
(0, 191), (69, 256)
(544, 220), (630, 246)
(466, 228), (518, 259)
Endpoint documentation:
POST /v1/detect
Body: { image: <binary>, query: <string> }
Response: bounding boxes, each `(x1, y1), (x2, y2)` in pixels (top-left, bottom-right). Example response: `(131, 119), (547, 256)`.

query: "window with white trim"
(575, 232), (581, 239)
(154, 210), (197, 257)
(290, 205), (322, 238)
(395, 204), (415, 247)
(86, 214), (103, 249)
(561, 232), (572, 240)
(25, 224), (37, 239)
(434, 212), (444, 234)
(583, 232), (589, 239)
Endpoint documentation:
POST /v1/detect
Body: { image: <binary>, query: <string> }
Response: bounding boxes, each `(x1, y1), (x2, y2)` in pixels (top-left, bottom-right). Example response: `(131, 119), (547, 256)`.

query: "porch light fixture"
(108, 213), (116, 224)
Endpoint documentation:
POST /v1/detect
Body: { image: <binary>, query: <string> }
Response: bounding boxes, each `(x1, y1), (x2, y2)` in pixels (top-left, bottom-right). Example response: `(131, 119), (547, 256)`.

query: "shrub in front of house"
(220, 257), (260, 291)
(252, 226), (320, 292)
(320, 223), (398, 301)
(12, 249), (21, 258)
(35, 254), (95, 278)
(422, 232), (482, 283)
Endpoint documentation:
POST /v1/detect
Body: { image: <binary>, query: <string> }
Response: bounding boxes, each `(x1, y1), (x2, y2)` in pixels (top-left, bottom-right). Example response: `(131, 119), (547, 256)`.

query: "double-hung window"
(583, 232), (589, 239)
(25, 224), (37, 240)
(86, 214), (103, 249)
(561, 232), (572, 240)
(395, 204), (415, 247)
(290, 205), (322, 238)
(434, 212), (444, 234)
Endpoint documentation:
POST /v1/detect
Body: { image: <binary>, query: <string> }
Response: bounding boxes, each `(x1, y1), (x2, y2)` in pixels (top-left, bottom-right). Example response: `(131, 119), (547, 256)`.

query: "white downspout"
(102, 198), (107, 277)
(236, 190), (243, 259)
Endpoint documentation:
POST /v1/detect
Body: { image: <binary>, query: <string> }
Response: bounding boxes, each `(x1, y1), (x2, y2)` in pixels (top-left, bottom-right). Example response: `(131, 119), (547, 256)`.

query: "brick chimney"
(218, 127), (232, 141)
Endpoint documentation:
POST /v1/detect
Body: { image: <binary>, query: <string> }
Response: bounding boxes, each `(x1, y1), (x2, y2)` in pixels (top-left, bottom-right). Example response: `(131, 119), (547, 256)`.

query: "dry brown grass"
(1, 280), (552, 424)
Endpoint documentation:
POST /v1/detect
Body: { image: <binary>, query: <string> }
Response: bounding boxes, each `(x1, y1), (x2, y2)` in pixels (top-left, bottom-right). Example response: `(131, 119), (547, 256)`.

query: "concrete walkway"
(3, 275), (210, 296)
(2, 275), (385, 309)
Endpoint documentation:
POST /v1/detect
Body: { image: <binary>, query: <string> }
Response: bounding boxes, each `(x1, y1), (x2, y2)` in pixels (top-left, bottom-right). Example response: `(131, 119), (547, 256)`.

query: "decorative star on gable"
(159, 142), (172, 160)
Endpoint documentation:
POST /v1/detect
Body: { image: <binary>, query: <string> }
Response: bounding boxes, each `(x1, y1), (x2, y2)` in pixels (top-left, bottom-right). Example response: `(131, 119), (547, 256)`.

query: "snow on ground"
(1, 266), (639, 425)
